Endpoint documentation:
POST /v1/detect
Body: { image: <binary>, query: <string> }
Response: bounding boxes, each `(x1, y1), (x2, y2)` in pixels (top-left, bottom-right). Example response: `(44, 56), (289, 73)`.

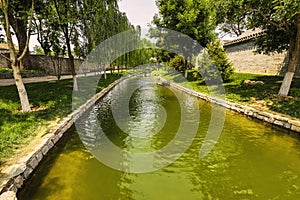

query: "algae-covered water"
(19, 77), (300, 199)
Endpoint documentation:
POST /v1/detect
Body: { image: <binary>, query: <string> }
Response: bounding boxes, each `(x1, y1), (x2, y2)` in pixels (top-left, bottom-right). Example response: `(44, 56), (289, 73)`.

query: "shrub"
(169, 55), (185, 71)
(197, 40), (234, 83)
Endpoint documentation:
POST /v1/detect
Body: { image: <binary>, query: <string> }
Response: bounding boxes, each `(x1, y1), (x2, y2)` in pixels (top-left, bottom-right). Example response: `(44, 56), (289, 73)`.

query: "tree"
(0, 0), (34, 112)
(215, 0), (247, 37)
(153, 0), (233, 80)
(51, 0), (80, 90)
(198, 40), (234, 82)
(154, 0), (216, 48)
(6, 0), (33, 70)
(218, 0), (300, 96)
(33, 0), (53, 56)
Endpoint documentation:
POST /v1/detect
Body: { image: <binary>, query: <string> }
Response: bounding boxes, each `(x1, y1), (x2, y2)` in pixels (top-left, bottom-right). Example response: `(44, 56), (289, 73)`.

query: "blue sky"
(118, 0), (159, 28)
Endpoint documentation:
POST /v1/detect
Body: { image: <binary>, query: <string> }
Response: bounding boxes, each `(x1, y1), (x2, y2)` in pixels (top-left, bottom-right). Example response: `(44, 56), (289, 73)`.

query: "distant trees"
(153, 0), (233, 81)
(0, 0), (133, 111)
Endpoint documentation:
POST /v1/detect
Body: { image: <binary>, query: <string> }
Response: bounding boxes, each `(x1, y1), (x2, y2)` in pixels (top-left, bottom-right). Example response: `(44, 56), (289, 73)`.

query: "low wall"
(0, 54), (83, 75)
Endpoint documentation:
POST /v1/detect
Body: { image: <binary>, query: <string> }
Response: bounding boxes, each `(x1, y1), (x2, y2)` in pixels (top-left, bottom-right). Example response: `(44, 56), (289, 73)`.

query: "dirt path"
(0, 75), (73, 86)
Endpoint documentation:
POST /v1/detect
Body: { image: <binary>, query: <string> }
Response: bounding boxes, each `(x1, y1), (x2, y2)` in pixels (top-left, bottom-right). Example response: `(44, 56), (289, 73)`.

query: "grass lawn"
(0, 73), (123, 164)
(154, 70), (300, 119)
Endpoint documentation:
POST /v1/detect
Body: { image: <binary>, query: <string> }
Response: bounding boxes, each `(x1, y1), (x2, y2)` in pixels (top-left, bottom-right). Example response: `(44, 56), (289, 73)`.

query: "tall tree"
(154, 0), (216, 47)
(0, 0), (34, 112)
(218, 0), (300, 96)
(6, 0), (33, 70)
(153, 0), (233, 80)
(51, 0), (80, 91)
(215, 0), (247, 37)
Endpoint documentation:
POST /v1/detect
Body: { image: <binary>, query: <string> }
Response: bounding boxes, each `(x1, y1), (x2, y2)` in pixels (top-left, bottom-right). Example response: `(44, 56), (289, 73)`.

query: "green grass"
(0, 73), (123, 164)
(0, 68), (44, 73)
(154, 70), (300, 119)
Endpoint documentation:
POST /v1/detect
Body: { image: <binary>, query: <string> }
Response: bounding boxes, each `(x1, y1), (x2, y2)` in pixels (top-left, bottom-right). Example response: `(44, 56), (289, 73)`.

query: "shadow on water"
(18, 126), (83, 199)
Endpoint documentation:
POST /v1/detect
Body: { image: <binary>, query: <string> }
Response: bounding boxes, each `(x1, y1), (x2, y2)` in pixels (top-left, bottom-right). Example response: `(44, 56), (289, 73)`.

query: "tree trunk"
(65, 32), (78, 91)
(11, 63), (31, 112)
(104, 66), (107, 79)
(16, 32), (31, 70)
(278, 14), (300, 96)
(69, 55), (78, 91)
(184, 68), (188, 79)
(184, 59), (188, 79)
(9, 10), (31, 70)
(2, 0), (32, 112)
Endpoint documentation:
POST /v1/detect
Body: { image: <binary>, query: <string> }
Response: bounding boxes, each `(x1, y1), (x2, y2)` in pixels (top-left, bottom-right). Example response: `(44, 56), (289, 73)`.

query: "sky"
(118, 0), (159, 28)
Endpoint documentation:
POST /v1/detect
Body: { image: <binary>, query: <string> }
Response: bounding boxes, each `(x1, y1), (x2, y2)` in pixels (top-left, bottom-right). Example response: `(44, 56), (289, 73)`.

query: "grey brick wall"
(0, 54), (83, 75)
(224, 41), (300, 76)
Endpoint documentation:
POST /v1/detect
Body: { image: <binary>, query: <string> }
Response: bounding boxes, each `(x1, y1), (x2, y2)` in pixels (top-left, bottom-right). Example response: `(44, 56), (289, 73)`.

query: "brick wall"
(0, 54), (83, 75)
(224, 40), (300, 76)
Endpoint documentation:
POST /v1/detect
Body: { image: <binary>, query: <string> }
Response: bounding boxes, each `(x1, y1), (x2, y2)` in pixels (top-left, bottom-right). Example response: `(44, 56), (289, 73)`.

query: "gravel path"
(0, 72), (107, 86)
(0, 75), (73, 86)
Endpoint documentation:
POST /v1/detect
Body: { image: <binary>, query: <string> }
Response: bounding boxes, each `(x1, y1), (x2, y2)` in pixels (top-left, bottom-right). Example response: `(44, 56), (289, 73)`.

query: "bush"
(0, 68), (13, 73)
(197, 40), (234, 83)
(169, 55), (185, 71)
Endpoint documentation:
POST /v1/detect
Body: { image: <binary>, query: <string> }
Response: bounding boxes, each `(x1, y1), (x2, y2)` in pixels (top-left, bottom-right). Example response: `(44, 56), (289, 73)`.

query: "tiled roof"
(223, 28), (264, 46)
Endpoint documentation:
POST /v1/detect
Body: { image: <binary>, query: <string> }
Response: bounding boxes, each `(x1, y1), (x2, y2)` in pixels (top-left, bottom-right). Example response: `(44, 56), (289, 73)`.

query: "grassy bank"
(155, 70), (300, 119)
(0, 74), (123, 164)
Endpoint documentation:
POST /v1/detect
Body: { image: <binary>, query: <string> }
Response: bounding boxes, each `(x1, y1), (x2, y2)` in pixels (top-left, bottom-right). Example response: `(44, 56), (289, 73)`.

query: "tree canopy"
(152, 0), (233, 81)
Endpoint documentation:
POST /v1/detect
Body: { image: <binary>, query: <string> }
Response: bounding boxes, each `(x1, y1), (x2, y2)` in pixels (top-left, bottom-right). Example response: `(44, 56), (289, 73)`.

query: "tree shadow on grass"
(224, 75), (300, 118)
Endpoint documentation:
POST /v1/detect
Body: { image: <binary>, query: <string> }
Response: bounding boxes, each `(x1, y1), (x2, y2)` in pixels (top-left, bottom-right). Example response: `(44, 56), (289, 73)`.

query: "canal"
(19, 77), (300, 199)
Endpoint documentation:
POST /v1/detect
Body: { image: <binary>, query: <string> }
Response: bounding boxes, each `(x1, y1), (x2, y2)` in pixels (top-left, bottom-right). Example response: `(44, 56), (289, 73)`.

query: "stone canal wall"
(169, 82), (300, 133)
(0, 75), (134, 199)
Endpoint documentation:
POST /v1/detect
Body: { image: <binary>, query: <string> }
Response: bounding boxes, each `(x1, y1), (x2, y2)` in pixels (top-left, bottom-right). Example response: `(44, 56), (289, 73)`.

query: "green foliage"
(76, 0), (132, 58)
(0, 68), (13, 73)
(206, 41), (234, 82)
(197, 49), (218, 82)
(197, 41), (233, 83)
(217, 0), (300, 54)
(33, 45), (44, 55)
(169, 55), (185, 71)
(214, 0), (247, 37)
(154, 0), (216, 47)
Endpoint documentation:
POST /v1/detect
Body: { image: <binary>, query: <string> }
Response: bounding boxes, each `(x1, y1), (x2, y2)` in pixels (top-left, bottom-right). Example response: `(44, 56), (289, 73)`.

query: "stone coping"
(0, 75), (134, 199)
(168, 82), (300, 133)
(223, 30), (265, 47)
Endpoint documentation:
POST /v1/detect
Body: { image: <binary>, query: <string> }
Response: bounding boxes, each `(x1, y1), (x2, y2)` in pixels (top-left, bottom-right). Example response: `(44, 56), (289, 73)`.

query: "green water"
(19, 77), (300, 199)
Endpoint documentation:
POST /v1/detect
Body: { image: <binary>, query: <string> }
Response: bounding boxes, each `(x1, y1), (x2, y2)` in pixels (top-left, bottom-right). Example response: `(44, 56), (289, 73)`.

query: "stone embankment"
(169, 82), (300, 133)
(0, 75), (132, 200)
